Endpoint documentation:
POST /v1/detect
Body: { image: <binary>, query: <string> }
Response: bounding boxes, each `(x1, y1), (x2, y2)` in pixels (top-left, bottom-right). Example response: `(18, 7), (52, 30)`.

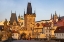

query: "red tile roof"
(56, 19), (64, 27)
(12, 30), (18, 33)
(54, 26), (64, 33)
(36, 23), (40, 27)
(41, 23), (46, 27)
(44, 22), (51, 27)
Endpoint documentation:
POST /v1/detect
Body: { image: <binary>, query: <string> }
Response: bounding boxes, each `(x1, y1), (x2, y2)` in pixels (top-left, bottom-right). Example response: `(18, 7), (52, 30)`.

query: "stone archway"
(20, 32), (26, 40)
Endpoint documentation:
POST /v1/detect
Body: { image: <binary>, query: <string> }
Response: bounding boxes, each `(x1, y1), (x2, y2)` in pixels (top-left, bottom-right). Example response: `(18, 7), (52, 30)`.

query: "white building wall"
(43, 26), (55, 38)
(12, 33), (20, 40)
(43, 27), (51, 38)
(55, 33), (64, 39)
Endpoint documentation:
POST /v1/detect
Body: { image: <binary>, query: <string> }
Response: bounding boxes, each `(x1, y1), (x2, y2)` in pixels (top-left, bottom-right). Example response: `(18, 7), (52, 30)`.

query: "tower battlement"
(24, 14), (36, 17)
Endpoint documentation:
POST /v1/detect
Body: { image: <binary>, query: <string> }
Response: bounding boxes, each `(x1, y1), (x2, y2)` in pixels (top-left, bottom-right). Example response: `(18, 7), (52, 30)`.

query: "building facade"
(1, 2), (63, 39)
(54, 26), (64, 39)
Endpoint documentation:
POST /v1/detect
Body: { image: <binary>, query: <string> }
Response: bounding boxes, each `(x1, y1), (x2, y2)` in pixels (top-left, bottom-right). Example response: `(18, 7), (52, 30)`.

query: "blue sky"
(0, 0), (64, 21)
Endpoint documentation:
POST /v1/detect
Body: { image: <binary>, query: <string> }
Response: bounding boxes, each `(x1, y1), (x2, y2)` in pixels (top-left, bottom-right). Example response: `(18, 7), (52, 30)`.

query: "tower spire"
(18, 14), (20, 19)
(58, 14), (61, 20)
(55, 11), (57, 16)
(51, 13), (52, 19)
(27, 2), (32, 14)
(53, 14), (54, 20)
(24, 9), (25, 14)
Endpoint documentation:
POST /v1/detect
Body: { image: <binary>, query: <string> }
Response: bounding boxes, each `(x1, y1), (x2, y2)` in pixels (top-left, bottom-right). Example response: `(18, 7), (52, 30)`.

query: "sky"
(0, 0), (64, 21)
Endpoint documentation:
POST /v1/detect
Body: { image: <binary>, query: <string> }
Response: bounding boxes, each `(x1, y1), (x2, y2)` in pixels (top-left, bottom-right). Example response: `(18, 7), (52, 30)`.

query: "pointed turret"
(5, 18), (7, 21)
(27, 2), (32, 14)
(51, 13), (52, 19)
(55, 11), (57, 16)
(58, 14), (61, 20)
(4, 18), (7, 26)
(53, 14), (54, 20)
(24, 9), (25, 14)
(10, 11), (17, 25)
(34, 10), (35, 14)
(4, 18), (8, 31)
(18, 14), (20, 19)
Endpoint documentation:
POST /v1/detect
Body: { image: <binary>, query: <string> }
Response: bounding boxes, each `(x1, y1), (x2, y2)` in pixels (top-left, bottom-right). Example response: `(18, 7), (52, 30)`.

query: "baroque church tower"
(24, 2), (36, 30)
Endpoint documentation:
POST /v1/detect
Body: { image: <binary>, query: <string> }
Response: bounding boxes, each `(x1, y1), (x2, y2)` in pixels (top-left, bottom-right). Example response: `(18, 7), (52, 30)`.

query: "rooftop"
(54, 26), (64, 33)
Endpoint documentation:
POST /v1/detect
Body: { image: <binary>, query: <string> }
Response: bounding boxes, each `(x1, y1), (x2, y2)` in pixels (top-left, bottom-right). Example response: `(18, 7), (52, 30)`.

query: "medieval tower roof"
(27, 2), (32, 14)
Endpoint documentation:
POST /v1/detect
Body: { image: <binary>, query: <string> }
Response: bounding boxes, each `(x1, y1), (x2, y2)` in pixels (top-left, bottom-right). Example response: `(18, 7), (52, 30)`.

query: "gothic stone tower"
(53, 11), (58, 22)
(10, 11), (17, 25)
(24, 2), (36, 31)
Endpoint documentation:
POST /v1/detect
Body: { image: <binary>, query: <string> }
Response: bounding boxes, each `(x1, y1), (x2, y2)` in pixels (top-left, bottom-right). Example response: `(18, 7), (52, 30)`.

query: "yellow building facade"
(16, 2), (59, 38)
